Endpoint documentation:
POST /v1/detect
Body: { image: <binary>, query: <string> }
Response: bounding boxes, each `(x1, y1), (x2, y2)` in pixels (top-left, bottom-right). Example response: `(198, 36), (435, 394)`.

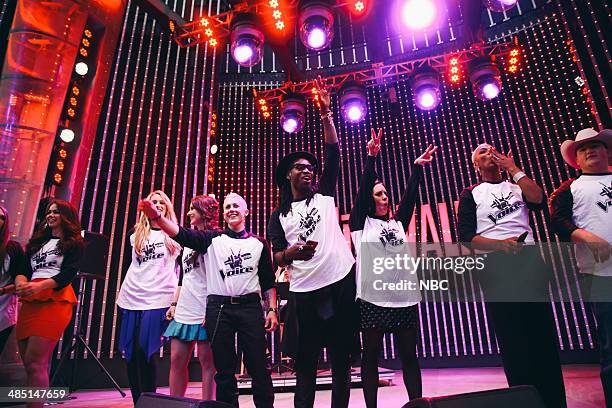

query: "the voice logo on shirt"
(31, 248), (60, 271)
(183, 252), (200, 274)
(379, 227), (404, 247)
(221, 250), (253, 279)
(136, 242), (165, 265)
(596, 182), (612, 212)
(297, 208), (321, 241)
(487, 192), (523, 224)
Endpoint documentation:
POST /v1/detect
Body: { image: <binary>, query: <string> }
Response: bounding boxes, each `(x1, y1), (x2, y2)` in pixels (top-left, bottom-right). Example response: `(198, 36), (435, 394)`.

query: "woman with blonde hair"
(164, 195), (218, 399)
(117, 190), (181, 403)
(15, 199), (83, 408)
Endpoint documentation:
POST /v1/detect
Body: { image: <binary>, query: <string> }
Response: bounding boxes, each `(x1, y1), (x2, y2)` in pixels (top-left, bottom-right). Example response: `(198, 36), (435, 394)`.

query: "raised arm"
(138, 199), (218, 252)
(491, 148), (544, 207)
(395, 145), (437, 226)
(315, 76), (337, 145)
(349, 128), (382, 231)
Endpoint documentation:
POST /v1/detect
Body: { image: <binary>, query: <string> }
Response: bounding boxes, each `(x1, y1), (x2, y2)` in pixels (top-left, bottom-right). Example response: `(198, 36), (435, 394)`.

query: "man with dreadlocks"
(267, 76), (356, 408)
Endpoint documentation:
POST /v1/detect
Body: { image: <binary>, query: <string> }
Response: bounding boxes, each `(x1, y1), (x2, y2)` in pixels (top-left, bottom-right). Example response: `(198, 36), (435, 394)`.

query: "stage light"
(210, 144), (218, 155)
(72, 86), (80, 95)
(506, 47), (521, 73)
(53, 173), (62, 184)
(485, 0), (518, 13)
(410, 66), (441, 111)
(339, 80), (367, 123)
(75, 62), (88, 76)
(67, 108), (75, 118)
(275, 21), (285, 30)
(280, 93), (306, 134)
(468, 56), (502, 101)
(447, 55), (463, 84)
(69, 97), (77, 106)
(82, 38), (90, 47)
(79, 47), (88, 57)
(401, 0), (438, 31)
(230, 15), (264, 67)
(59, 149), (67, 159)
(299, 1), (335, 50)
(59, 128), (75, 143)
(84, 29), (92, 38)
(56, 161), (65, 170)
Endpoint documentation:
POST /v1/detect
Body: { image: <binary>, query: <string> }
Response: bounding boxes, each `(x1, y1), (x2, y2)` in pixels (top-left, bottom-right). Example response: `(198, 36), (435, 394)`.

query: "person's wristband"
(268, 307), (278, 314)
(512, 171), (526, 183)
(170, 302), (177, 307)
(321, 110), (333, 120)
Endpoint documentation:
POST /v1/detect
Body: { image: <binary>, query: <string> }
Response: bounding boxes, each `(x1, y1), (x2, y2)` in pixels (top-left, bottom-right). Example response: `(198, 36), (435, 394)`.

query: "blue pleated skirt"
(118, 307), (169, 362)
(164, 319), (208, 342)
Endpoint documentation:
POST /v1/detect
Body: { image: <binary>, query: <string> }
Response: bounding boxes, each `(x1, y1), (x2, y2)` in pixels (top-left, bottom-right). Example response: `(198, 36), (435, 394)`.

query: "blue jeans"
(592, 301), (612, 407)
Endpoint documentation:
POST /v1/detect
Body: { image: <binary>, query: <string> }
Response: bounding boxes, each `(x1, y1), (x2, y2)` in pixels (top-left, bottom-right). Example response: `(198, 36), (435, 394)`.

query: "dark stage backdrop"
(69, 1), (603, 369)
(211, 13), (599, 362)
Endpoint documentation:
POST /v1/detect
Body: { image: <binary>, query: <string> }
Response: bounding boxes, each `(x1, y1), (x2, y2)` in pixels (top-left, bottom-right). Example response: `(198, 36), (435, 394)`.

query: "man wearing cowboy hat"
(550, 127), (612, 407)
(267, 76), (356, 408)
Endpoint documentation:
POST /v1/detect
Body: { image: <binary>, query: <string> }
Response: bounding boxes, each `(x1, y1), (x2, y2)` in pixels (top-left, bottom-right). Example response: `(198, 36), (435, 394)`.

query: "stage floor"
(46, 365), (604, 407)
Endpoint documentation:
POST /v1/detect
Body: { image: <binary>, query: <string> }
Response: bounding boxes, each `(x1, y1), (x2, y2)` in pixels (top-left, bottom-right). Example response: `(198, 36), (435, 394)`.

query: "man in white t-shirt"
(550, 128), (612, 407)
(267, 77), (356, 408)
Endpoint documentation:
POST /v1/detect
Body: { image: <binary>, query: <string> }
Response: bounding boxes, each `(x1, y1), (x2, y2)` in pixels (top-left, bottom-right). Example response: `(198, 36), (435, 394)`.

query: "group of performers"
(0, 77), (610, 408)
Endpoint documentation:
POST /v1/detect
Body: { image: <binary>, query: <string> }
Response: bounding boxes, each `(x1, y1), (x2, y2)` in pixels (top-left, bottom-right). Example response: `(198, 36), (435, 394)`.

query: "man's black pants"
(205, 295), (274, 408)
(292, 271), (357, 408)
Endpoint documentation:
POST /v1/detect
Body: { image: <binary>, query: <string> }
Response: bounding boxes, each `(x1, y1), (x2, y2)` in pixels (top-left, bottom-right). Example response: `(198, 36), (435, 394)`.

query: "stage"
(33, 365), (605, 408)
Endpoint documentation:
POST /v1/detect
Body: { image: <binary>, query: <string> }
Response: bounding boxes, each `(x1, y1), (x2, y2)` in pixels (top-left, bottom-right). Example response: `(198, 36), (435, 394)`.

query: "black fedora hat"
(274, 151), (318, 187)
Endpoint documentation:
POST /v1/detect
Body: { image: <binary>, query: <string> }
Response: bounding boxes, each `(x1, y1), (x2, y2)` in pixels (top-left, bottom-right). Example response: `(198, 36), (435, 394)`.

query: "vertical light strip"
(108, 10), (150, 358)
(95, 1), (139, 357)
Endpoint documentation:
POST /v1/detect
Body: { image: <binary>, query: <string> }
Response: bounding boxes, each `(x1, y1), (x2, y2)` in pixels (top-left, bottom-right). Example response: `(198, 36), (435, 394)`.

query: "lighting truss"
(253, 39), (519, 107)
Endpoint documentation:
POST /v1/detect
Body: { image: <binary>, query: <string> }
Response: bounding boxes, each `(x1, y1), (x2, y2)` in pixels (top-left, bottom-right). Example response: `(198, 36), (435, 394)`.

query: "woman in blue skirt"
(116, 190), (181, 404)
(164, 195), (219, 399)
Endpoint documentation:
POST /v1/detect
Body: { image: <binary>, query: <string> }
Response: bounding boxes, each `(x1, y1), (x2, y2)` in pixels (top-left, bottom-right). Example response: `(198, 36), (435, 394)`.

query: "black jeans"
(125, 340), (158, 404)
(482, 249), (567, 408)
(205, 297), (274, 408)
(293, 271), (357, 408)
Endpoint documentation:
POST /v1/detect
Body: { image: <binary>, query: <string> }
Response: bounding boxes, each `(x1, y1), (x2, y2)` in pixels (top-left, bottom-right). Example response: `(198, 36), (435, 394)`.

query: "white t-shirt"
(352, 217), (420, 307)
(277, 193), (355, 292)
(204, 233), (270, 296)
(117, 229), (179, 310)
(174, 248), (207, 324)
(30, 238), (64, 280)
(458, 181), (539, 245)
(550, 174), (612, 276)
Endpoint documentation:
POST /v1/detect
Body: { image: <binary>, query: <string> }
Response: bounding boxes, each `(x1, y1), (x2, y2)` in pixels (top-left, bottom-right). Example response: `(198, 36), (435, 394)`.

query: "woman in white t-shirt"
(349, 129), (436, 407)
(15, 200), (83, 408)
(117, 190), (181, 404)
(164, 195), (218, 399)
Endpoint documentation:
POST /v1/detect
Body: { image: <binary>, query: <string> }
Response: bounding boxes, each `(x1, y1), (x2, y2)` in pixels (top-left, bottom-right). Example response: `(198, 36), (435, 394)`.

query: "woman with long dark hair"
(15, 199), (83, 408)
(164, 195), (218, 399)
(349, 129), (437, 407)
(0, 206), (26, 356)
(116, 190), (181, 404)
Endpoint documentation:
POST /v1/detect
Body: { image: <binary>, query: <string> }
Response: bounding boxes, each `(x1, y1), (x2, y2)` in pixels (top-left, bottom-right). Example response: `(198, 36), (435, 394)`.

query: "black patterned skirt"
(358, 299), (418, 331)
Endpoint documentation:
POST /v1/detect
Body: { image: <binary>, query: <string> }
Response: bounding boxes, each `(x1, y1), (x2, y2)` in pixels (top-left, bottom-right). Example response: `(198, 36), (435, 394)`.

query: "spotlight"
(401, 0), (438, 31)
(485, 0), (518, 13)
(468, 56), (502, 101)
(280, 93), (306, 134)
(59, 128), (75, 143)
(299, 1), (335, 50)
(411, 66), (441, 111)
(230, 15), (264, 67)
(210, 144), (218, 155)
(339, 80), (367, 123)
(75, 62), (88, 76)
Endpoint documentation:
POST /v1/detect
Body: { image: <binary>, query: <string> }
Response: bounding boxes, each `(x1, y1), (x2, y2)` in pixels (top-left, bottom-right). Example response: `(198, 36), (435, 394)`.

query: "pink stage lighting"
(401, 0), (438, 31)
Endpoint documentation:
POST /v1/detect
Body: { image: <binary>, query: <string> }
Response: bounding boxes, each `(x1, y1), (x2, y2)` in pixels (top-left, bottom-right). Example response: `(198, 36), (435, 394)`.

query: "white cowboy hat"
(560, 128), (612, 169)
